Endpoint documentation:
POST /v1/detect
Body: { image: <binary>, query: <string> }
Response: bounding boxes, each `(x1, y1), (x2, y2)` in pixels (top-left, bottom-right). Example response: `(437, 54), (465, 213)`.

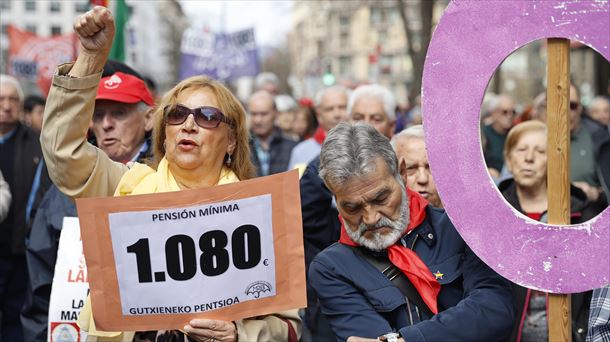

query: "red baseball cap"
(96, 72), (154, 106)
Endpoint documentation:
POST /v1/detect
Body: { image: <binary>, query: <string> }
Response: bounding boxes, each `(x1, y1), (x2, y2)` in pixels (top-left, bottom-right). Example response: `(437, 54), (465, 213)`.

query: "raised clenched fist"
(73, 6), (115, 56)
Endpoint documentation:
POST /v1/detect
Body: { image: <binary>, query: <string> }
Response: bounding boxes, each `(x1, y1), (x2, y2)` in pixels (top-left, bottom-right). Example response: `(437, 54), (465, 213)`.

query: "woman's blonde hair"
(503, 120), (547, 160)
(152, 76), (255, 181)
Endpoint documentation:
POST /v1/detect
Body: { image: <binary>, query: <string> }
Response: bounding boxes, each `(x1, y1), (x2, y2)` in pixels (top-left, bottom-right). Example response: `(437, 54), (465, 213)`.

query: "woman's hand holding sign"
(184, 319), (237, 342)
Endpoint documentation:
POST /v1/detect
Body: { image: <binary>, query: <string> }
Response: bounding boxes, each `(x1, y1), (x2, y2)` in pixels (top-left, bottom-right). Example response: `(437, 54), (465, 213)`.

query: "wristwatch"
(378, 332), (401, 342)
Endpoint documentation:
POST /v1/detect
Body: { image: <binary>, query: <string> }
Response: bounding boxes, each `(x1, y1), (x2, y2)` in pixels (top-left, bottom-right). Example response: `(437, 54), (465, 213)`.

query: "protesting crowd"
(1, 5), (609, 342)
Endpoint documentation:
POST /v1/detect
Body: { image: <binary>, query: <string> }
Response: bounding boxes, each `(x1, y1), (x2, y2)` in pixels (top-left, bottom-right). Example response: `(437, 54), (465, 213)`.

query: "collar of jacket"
(114, 157), (239, 196)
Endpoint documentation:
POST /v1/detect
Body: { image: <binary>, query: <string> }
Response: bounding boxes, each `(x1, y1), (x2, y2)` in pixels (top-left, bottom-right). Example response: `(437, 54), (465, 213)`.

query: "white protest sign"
(108, 194), (276, 316)
(48, 217), (89, 342)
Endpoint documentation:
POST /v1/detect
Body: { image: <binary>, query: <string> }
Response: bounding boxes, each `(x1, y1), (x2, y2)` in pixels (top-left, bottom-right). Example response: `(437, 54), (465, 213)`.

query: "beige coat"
(41, 63), (302, 341)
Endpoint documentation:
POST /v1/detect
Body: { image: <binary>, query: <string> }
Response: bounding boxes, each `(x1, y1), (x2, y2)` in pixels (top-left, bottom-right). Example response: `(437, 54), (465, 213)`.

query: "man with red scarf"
(309, 122), (515, 342)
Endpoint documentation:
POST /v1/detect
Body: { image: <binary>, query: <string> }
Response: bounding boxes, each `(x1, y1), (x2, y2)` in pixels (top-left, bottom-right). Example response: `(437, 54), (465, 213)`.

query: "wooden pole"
(546, 38), (572, 342)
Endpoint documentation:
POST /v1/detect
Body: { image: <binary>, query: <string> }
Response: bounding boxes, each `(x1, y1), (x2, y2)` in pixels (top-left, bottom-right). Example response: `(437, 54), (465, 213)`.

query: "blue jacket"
(309, 206), (516, 342)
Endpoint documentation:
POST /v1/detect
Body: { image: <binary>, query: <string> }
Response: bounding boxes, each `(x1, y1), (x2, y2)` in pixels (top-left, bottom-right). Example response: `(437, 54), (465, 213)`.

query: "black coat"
(299, 156), (341, 336)
(499, 178), (595, 342)
(21, 139), (153, 341)
(249, 128), (297, 177)
(0, 123), (50, 256)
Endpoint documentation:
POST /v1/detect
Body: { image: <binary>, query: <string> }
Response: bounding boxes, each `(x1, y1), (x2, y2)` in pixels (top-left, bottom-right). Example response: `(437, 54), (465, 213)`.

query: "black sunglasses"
(569, 101), (580, 111)
(164, 104), (234, 129)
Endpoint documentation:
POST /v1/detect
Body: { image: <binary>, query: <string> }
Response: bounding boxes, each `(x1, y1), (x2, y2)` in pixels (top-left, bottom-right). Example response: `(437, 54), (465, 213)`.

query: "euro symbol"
(263, 259), (269, 266)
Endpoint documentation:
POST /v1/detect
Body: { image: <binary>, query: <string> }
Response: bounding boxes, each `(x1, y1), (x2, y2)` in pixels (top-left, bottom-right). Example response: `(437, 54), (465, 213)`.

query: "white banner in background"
(48, 217), (89, 342)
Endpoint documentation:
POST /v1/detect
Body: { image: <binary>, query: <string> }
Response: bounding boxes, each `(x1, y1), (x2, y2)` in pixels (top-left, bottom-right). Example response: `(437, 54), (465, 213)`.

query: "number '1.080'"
(126, 225), (262, 283)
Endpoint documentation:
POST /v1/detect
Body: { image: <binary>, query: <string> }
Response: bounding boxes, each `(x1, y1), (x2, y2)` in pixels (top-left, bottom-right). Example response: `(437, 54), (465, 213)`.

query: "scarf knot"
(339, 188), (440, 314)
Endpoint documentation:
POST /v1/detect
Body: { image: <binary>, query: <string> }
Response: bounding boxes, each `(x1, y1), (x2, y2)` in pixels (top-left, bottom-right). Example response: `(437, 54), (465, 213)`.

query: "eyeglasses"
(570, 101), (580, 111)
(500, 109), (517, 116)
(164, 104), (234, 129)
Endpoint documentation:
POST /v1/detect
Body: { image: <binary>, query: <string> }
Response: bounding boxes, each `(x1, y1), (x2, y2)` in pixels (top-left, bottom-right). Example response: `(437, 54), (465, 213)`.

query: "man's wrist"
(378, 332), (401, 342)
(68, 50), (107, 78)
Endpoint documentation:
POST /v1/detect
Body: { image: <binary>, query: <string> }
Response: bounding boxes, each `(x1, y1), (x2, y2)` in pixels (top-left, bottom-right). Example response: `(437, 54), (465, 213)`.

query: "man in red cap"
(91, 72), (154, 163)
(21, 70), (155, 340)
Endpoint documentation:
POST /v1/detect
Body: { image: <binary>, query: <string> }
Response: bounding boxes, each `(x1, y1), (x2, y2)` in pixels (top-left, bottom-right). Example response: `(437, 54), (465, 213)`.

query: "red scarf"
(313, 126), (327, 145)
(339, 188), (440, 314)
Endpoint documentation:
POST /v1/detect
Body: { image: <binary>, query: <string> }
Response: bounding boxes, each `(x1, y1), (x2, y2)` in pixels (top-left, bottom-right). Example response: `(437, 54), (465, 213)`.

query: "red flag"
(7, 25), (78, 96)
(90, 0), (108, 7)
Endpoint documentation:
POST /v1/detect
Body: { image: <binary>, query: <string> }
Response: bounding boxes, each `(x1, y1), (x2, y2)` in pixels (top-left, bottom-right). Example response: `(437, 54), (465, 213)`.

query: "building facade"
(289, 0), (447, 106)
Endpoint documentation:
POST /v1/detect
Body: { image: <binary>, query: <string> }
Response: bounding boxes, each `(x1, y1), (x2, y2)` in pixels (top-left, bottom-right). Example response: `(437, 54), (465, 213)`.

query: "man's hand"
(183, 319), (237, 342)
(347, 337), (406, 342)
(573, 181), (601, 203)
(69, 6), (115, 77)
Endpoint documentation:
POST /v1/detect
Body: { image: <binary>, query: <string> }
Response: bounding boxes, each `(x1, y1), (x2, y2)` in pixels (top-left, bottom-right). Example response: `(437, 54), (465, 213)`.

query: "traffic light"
(322, 62), (335, 86)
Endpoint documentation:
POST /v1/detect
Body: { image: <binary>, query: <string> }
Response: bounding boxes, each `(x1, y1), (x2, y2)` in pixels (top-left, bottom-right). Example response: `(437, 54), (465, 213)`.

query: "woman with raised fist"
(40, 6), (300, 342)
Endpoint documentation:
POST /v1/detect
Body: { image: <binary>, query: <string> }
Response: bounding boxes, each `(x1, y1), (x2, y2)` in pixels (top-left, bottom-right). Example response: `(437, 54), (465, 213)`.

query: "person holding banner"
(309, 122), (515, 342)
(40, 6), (300, 342)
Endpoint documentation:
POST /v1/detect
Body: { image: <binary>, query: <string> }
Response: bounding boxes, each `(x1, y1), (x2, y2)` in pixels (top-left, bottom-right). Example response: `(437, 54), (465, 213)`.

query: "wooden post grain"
(546, 38), (572, 342)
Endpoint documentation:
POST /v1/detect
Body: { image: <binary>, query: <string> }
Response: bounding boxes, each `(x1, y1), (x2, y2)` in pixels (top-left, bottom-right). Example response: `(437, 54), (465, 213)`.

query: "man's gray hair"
(314, 85), (350, 107)
(390, 124), (424, 149)
(275, 94), (297, 113)
(254, 72), (279, 90)
(347, 84), (396, 121)
(0, 74), (24, 102)
(319, 122), (398, 190)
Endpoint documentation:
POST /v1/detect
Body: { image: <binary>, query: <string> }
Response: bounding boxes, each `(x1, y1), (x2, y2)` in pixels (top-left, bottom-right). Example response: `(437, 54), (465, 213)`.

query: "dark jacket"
(21, 186), (77, 342)
(498, 178), (595, 342)
(300, 156), (341, 336)
(0, 123), (50, 256)
(249, 128), (297, 177)
(498, 178), (599, 224)
(21, 139), (153, 341)
(309, 205), (516, 342)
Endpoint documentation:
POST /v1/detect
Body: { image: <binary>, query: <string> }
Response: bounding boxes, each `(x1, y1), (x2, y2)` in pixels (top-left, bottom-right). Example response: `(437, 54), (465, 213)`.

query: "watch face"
(380, 332), (400, 342)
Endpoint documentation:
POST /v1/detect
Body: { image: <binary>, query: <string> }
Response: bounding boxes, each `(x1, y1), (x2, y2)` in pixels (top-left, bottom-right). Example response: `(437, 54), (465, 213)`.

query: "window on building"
(0, 49), (8, 73)
(339, 15), (350, 28)
(340, 32), (350, 48)
(378, 30), (388, 45)
(75, 2), (90, 13)
(49, 1), (61, 12)
(25, 0), (36, 11)
(339, 56), (352, 76)
(0, 0), (11, 10)
(25, 24), (37, 34)
(370, 7), (381, 25)
(380, 55), (392, 74)
(51, 25), (61, 36)
(1, 24), (8, 35)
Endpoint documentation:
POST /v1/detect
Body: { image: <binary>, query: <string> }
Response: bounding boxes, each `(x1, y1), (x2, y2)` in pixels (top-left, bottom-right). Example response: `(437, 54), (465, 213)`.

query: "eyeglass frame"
(163, 104), (235, 129)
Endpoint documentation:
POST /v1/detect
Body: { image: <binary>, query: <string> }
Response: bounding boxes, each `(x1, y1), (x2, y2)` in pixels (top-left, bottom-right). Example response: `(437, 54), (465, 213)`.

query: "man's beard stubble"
(344, 185), (409, 252)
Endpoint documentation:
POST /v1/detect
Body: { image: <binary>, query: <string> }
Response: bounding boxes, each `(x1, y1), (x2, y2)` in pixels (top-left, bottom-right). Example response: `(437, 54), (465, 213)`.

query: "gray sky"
(178, 0), (293, 47)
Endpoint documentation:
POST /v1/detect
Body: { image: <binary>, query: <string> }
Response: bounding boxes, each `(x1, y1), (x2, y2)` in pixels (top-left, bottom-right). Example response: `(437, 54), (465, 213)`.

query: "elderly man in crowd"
(23, 95), (46, 132)
(288, 85), (349, 174)
(0, 74), (49, 342)
(300, 84), (397, 341)
(391, 125), (443, 208)
(248, 90), (297, 177)
(21, 68), (154, 341)
(483, 94), (515, 176)
(587, 96), (609, 128)
(309, 122), (515, 342)
(569, 85), (604, 205)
